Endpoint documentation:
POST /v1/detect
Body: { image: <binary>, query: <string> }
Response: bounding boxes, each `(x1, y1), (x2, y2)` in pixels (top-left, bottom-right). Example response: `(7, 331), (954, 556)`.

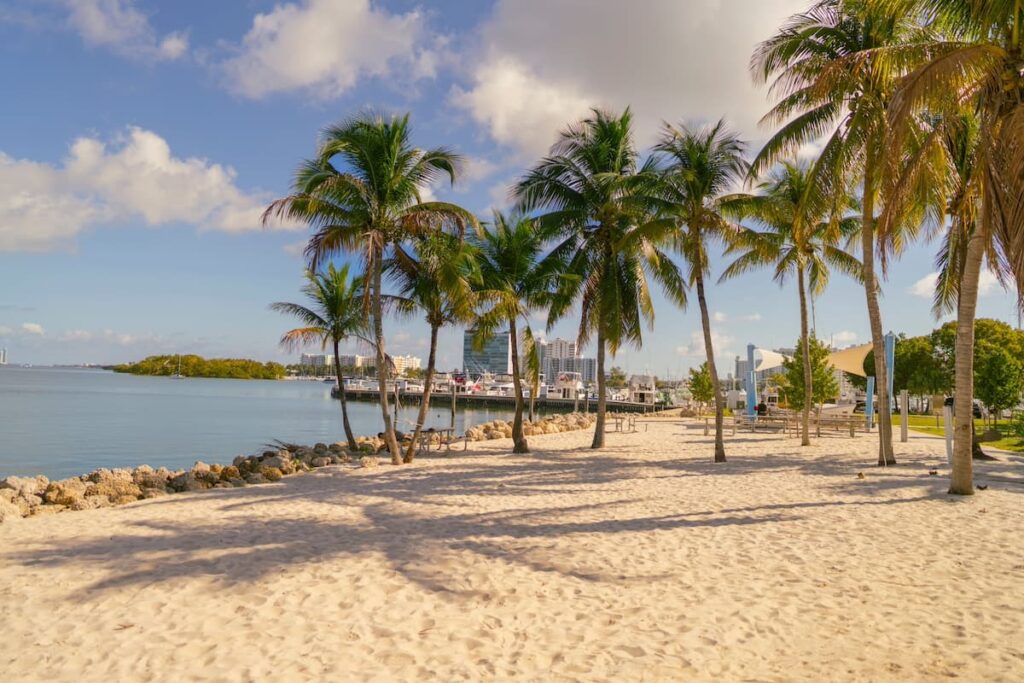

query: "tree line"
(112, 355), (286, 380)
(268, 0), (1024, 495)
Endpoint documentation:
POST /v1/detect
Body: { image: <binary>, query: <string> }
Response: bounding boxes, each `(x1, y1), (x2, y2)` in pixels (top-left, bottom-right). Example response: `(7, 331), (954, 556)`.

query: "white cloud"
(713, 312), (728, 323)
(221, 0), (433, 99)
(452, 0), (808, 158)
(21, 322), (45, 336)
(910, 269), (1003, 299)
(0, 127), (298, 252)
(741, 313), (763, 322)
(282, 241), (307, 258)
(676, 329), (735, 361)
(64, 0), (188, 60)
(832, 330), (857, 344)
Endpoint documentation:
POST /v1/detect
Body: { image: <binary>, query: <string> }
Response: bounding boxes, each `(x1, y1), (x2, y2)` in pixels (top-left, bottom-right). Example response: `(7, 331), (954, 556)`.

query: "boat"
(170, 355), (186, 379)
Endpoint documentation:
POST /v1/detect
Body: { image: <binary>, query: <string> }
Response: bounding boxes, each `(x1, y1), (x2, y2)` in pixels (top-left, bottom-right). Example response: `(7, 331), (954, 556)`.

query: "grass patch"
(904, 415), (1024, 452)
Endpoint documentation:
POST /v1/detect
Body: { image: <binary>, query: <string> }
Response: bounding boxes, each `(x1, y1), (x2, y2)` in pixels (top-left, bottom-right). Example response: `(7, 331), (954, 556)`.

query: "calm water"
(0, 367), (516, 479)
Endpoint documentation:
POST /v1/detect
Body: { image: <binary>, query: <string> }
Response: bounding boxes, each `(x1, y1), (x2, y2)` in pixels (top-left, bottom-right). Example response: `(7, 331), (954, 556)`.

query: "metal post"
(745, 344), (757, 418)
(943, 404), (954, 466)
(450, 384), (456, 432)
(866, 377), (875, 430)
(884, 332), (896, 406)
(900, 389), (909, 442)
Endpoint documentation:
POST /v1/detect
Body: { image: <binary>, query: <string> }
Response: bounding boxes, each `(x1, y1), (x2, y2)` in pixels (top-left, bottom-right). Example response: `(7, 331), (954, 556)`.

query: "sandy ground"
(1, 420), (1022, 682)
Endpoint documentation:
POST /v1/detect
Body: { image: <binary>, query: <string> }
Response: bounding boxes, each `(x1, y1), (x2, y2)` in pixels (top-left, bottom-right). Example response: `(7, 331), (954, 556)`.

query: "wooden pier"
(332, 387), (663, 414)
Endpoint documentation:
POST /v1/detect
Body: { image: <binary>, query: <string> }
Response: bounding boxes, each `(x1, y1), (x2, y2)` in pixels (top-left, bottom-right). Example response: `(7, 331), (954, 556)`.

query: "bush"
(1010, 412), (1024, 439)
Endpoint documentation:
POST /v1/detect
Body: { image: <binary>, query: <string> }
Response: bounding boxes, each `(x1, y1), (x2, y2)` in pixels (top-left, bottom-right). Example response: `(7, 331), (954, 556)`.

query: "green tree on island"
(652, 120), (748, 463)
(266, 112), (478, 465)
(515, 108), (687, 450)
(270, 263), (369, 451)
(385, 231), (479, 462)
(112, 356), (286, 380)
(721, 160), (861, 446)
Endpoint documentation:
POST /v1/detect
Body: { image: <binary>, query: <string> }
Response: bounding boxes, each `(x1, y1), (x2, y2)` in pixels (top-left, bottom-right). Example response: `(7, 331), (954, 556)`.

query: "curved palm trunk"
(372, 253), (401, 464)
(592, 326), (608, 449)
(797, 267), (812, 447)
(949, 223), (986, 495)
(861, 153), (896, 466)
(696, 272), (725, 462)
(333, 339), (357, 451)
(509, 318), (529, 453)
(404, 322), (439, 463)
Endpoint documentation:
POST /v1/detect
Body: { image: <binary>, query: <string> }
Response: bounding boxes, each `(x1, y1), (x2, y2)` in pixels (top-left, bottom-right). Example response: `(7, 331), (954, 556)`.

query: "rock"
(0, 489), (16, 503)
(44, 479), (88, 506)
(329, 443), (345, 453)
(0, 475), (49, 497)
(191, 461), (212, 475)
(12, 493), (42, 517)
(213, 482), (232, 489)
(314, 442), (328, 453)
(244, 473), (268, 485)
(70, 495), (111, 511)
(219, 466), (241, 481)
(141, 488), (170, 499)
(311, 456), (332, 468)
(227, 477), (246, 488)
(133, 467), (171, 490)
(31, 504), (66, 516)
(169, 472), (211, 493)
(359, 456), (379, 468)
(0, 498), (23, 523)
(232, 455), (249, 468)
(261, 454), (291, 470)
(260, 466), (283, 482)
(87, 470), (142, 505)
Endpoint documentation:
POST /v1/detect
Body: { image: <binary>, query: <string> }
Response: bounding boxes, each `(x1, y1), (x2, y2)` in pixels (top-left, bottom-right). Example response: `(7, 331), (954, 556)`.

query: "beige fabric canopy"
(827, 343), (873, 377)
(754, 349), (788, 372)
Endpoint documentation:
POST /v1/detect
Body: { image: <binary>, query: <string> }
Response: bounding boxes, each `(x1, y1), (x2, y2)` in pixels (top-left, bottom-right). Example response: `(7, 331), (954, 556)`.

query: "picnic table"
(415, 427), (456, 454)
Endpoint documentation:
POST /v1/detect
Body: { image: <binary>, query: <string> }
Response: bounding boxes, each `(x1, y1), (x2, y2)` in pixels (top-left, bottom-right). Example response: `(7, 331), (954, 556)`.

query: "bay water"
(0, 367), (515, 479)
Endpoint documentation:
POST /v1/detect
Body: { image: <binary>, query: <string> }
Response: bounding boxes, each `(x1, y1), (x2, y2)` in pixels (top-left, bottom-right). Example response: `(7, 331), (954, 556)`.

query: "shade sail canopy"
(827, 343), (873, 377)
(754, 349), (788, 372)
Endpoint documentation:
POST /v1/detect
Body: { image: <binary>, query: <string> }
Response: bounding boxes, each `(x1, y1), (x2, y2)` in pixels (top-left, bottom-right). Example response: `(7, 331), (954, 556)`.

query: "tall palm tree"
(271, 263), (368, 451)
(751, 0), (928, 466)
(651, 120), (749, 463)
(515, 108), (688, 449)
(385, 232), (480, 463)
(721, 161), (863, 446)
(874, 0), (1024, 493)
(265, 112), (477, 465)
(471, 212), (562, 453)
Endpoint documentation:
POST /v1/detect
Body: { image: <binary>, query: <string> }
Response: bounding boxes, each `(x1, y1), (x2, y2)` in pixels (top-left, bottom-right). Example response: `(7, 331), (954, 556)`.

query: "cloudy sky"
(0, 0), (1017, 376)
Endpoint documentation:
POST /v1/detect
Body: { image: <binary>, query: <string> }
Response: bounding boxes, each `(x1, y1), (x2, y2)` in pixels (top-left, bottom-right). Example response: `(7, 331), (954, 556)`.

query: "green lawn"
(905, 414), (1024, 452)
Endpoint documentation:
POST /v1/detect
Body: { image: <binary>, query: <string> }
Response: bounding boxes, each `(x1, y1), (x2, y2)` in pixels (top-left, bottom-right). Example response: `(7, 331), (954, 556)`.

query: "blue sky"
(0, 0), (1018, 377)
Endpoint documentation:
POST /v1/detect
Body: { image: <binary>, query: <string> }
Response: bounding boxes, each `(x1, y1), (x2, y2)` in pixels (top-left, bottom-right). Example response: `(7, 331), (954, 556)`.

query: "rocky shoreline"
(0, 412), (597, 523)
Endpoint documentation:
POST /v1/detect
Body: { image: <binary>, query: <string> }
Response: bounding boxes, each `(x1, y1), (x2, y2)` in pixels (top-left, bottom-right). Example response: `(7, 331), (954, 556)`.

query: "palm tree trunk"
(404, 322), (439, 463)
(333, 338), (357, 451)
(950, 223), (986, 494)
(797, 267), (812, 447)
(861, 152), (895, 466)
(372, 252), (401, 464)
(509, 318), (529, 453)
(695, 272), (725, 462)
(592, 326), (607, 449)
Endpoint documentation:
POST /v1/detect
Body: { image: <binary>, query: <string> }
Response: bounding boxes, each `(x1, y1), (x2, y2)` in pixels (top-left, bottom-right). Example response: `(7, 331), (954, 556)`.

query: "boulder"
(232, 455), (249, 468)
(191, 461), (211, 474)
(70, 495), (111, 511)
(227, 477), (247, 488)
(311, 456), (332, 468)
(169, 472), (211, 493)
(219, 466), (241, 481)
(44, 479), (88, 506)
(313, 442), (328, 453)
(0, 498), (23, 523)
(244, 473), (268, 485)
(141, 488), (170, 499)
(31, 504), (65, 516)
(329, 442), (345, 453)
(12, 493), (42, 517)
(359, 456), (379, 468)
(259, 466), (283, 482)
(0, 475), (49, 497)
(86, 470), (142, 505)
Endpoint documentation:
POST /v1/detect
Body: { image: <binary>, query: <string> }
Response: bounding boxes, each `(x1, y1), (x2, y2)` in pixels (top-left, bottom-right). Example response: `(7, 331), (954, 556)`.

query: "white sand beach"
(2, 420), (1022, 682)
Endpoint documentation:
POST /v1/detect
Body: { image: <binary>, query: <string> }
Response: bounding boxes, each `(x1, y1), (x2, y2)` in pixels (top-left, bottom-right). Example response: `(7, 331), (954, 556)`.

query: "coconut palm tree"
(873, 0), (1024, 493)
(385, 232), (480, 463)
(271, 263), (368, 451)
(651, 120), (749, 463)
(471, 212), (563, 453)
(721, 161), (863, 446)
(751, 0), (930, 466)
(515, 108), (688, 449)
(265, 112), (477, 465)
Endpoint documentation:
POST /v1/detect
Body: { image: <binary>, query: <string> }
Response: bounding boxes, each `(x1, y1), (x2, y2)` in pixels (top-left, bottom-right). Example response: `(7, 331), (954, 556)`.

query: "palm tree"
(385, 232), (480, 463)
(265, 112), (477, 464)
(515, 108), (688, 449)
(271, 263), (368, 451)
(874, 0), (1024, 493)
(651, 120), (749, 463)
(751, 0), (928, 466)
(471, 212), (562, 453)
(721, 161), (862, 446)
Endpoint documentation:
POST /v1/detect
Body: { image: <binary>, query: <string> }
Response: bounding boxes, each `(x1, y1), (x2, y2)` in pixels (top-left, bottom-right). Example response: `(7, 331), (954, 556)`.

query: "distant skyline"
(1, 0), (1018, 378)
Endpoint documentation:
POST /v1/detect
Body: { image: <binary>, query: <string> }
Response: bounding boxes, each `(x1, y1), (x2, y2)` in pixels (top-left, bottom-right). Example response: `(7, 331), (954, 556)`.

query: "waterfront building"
(299, 353), (334, 368)
(392, 354), (422, 376)
(463, 329), (511, 375)
(537, 337), (597, 384)
(0, 347), (6, 365)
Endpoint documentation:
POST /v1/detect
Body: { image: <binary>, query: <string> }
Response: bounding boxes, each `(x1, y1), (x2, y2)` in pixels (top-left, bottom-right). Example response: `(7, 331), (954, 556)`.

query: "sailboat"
(170, 355), (186, 379)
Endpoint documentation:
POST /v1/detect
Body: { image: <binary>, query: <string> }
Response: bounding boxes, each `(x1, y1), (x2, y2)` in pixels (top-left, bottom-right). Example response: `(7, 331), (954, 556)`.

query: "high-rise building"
(299, 353), (334, 367)
(0, 347), (7, 365)
(537, 337), (596, 383)
(392, 354), (422, 375)
(463, 329), (511, 374)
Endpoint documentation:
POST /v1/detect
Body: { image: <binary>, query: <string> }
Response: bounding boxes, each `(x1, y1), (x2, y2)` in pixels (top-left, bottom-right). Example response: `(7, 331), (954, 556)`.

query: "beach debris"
(977, 484), (988, 490)
(928, 470), (938, 476)
(857, 472), (865, 479)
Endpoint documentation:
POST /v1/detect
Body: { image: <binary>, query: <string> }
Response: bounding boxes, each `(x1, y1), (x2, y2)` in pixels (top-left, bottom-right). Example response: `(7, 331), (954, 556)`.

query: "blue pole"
(746, 344), (757, 416)
(866, 376), (875, 430)
(884, 331), (896, 412)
